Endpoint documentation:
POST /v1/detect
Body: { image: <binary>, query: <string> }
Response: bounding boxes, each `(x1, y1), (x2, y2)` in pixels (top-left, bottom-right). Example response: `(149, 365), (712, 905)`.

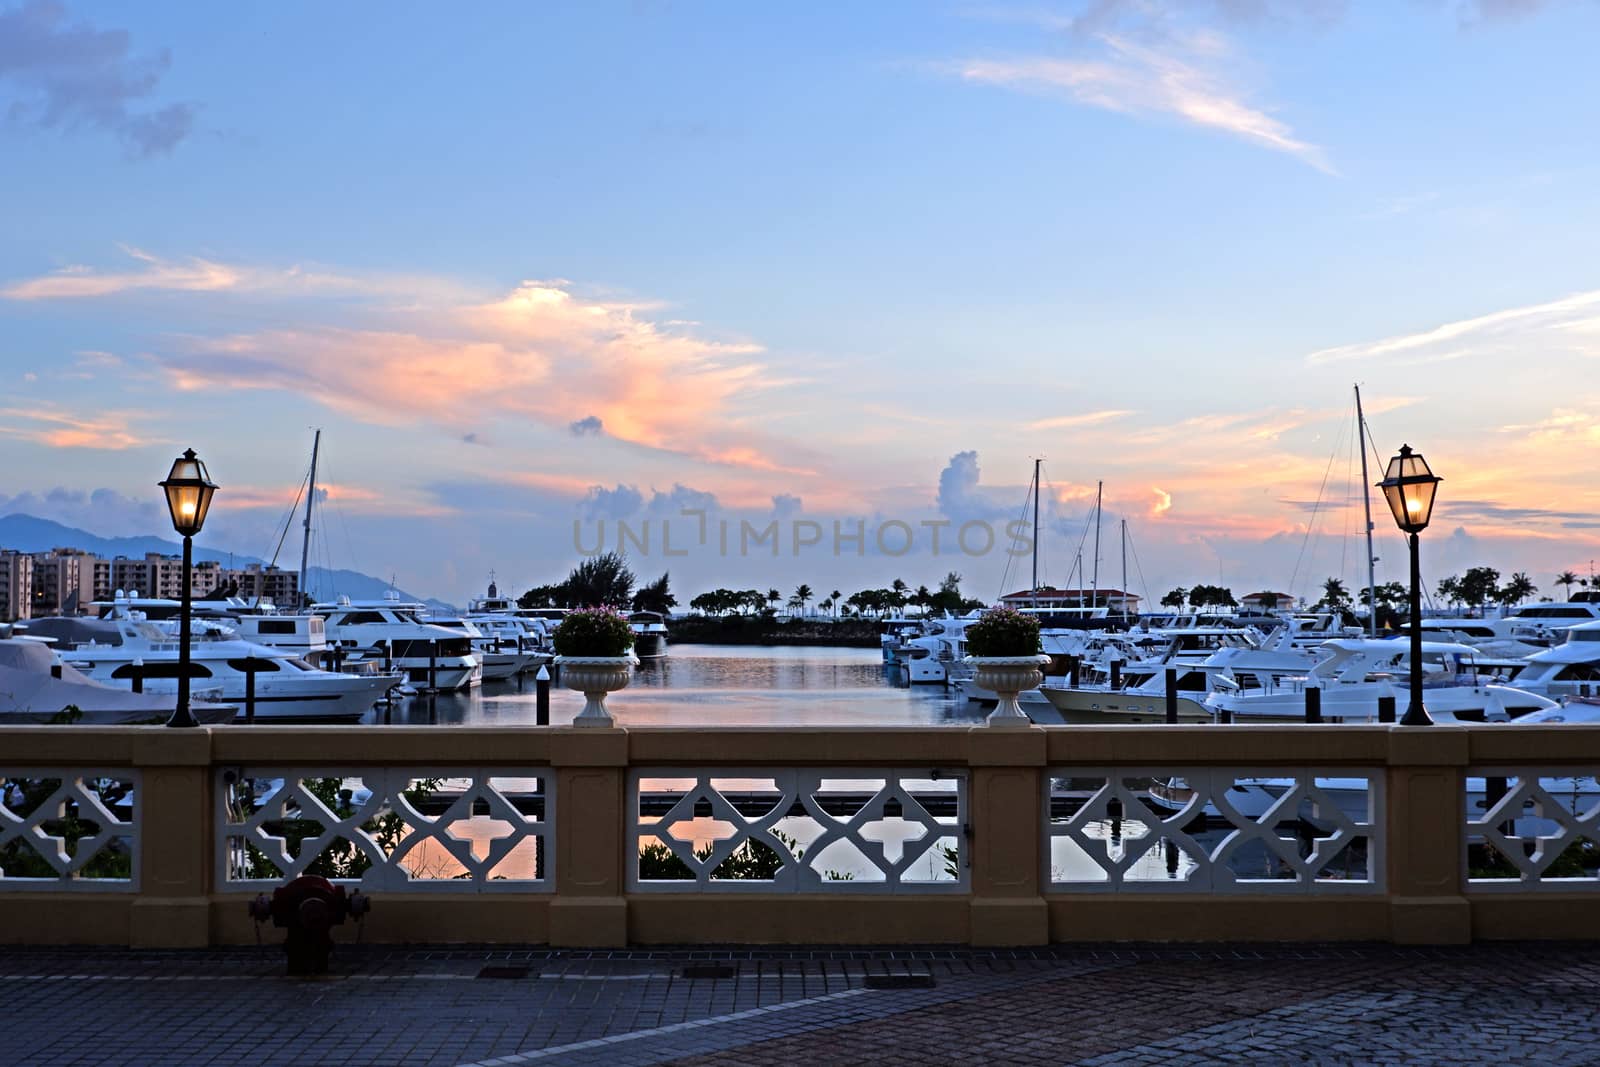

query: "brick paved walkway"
(3, 943), (1598, 1065)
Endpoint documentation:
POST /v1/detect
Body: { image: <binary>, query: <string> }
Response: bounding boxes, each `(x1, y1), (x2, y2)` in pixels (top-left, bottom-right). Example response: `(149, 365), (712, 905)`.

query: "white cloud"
(1305, 290), (1600, 366)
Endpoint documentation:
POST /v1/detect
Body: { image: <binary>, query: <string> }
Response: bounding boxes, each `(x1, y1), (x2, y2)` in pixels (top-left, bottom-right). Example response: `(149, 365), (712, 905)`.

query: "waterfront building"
(0, 550), (33, 621)
(29, 547), (106, 616)
(999, 586), (1141, 613)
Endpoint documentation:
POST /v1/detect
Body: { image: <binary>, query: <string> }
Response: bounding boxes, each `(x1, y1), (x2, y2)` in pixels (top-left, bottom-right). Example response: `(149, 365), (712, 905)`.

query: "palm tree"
(818, 595), (835, 617)
(1558, 571), (1580, 599)
(830, 590), (842, 619)
(766, 588), (781, 614)
(793, 583), (813, 617)
(1319, 577), (1350, 610)
(1500, 572), (1537, 607)
(914, 584), (932, 618)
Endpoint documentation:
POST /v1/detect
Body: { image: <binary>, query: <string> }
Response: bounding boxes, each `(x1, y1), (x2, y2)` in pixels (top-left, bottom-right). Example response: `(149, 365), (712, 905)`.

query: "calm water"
(373, 644), (985, 727)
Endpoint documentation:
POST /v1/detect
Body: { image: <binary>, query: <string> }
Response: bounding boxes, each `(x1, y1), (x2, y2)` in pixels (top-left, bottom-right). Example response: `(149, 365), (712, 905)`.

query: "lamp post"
(159, 449), (218, 728)
(1376, 444), (1441, 727)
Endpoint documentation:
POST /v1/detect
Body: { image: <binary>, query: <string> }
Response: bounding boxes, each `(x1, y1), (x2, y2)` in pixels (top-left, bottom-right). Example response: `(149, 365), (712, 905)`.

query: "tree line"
(1158, 567), (1581, 625)
(516, 552), (678, 614)
(689, 572), (985, 620)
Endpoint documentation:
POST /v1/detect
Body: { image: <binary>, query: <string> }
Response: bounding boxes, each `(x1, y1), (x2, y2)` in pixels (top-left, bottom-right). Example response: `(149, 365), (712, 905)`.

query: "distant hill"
(0, 513), (452, 611)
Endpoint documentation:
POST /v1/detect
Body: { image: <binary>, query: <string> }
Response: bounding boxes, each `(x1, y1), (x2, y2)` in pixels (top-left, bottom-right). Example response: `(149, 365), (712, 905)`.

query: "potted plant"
(963, 606), (1048, 727)
(552, 606), (637, 727)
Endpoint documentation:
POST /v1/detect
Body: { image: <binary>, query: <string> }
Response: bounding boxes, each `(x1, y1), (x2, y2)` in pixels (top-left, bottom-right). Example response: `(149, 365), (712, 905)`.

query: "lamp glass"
(160, 450), (218, 537)
(1377, 446), (1440, 534)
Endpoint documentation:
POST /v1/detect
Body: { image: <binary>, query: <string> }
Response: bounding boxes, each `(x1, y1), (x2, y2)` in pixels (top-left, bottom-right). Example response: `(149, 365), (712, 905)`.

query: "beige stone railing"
(2, 723), (1599, 947)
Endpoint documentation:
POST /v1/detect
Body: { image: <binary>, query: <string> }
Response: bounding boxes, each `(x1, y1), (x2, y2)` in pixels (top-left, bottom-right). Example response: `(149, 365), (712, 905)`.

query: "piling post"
(245, 662), (256, 724)
(1068, 656), (1080, 688)
(429, 643), (439, 692)
(131, 658), (143, 694)
(1304, 675), (1323, 724)
(1109, 651), (1122, 691)
(1164, 668), (1178, 724)
(536, 665), (551, 726)
(1378, 681), (1397, 724)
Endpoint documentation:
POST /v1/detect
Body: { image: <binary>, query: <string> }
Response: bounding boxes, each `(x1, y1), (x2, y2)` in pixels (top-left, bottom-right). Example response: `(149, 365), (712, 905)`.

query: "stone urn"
(966, 655), (1051, 728)
(555, 653), (638, 728)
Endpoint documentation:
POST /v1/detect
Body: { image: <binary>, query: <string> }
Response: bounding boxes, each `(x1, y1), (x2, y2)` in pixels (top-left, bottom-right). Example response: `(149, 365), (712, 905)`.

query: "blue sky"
(2, 1), (1598, 606)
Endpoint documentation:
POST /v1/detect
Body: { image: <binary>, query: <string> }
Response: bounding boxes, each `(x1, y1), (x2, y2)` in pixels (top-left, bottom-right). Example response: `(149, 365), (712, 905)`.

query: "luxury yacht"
(1202, 638), (1557, 723)
(26, 615), (393, 723)
(0, 636), (238, 724)
(312, 593), (481, 691)
(1507, 620), (1600, 699)
(420, 611), (544, 681)
(628, 612), (669, 659)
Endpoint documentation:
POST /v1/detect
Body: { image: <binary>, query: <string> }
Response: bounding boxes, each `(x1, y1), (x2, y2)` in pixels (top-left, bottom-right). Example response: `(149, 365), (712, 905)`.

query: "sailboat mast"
(1031, 458), (1041, 603)
(1355, 386), (1378, 636)
(1091, 480), (1102, 611)
(298, 429), (321, 609)
(1120, 518), (1128, 624)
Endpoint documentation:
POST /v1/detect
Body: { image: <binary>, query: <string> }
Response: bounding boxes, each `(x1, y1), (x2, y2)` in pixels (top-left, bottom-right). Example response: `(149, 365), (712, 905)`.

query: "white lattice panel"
(629, 768), (966, 893)
(217, 768), (553, 891)
(0, 770), (139, 891)
(1466, 769), (1600, 889)
(1046, 768), (1382, 893)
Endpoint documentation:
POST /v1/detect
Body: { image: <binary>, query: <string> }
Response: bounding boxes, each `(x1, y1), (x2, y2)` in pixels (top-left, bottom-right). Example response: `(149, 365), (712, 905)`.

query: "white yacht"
(1507, 620), (1600, 699)
(27, 616), (393, 723)
(1038, 630), (1321, 724)
(419, 611), (543, 682)
(628, 612), (669, 659)
(1202, 638), (1557, 724)
(313, 593), (481, 691)
(0, 637), (238, 724)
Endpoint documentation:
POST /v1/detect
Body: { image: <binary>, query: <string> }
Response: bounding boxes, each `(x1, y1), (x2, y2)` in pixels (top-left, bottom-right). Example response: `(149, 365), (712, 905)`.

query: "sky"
(2, 0), (1599, 608)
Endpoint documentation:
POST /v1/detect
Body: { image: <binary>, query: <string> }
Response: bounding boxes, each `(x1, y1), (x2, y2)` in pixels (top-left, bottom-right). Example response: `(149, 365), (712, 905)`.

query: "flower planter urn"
(555, 653), (637, 728)
(966, 655), (1051, 728)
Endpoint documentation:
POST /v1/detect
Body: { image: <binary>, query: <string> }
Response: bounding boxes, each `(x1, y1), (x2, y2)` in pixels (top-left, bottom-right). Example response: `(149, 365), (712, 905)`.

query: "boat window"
(256, 619), (297, 635)
(1556, 664), (1600, 681)
(1572, 630), (1600, 643)
(338, 611), (388, 626)
(110, 662), (213, 679)
(226, 658), (281, 672)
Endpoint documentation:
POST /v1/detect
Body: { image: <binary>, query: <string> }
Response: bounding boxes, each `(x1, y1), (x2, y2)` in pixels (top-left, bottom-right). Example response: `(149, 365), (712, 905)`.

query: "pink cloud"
(0, 407), (151, 450)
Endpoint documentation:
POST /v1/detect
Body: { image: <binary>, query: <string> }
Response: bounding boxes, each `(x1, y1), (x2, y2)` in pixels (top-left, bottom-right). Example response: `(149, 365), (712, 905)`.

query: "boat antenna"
(1091, 481), (1103, 611)
(1031, 458), (1041, 605)
(1355, 385), (1378, 635)
(298, 428), (321, 609)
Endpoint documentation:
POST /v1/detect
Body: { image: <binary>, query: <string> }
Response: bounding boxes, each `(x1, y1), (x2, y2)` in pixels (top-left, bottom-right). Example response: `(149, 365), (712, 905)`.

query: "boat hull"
(1040, 685), (1211, 723)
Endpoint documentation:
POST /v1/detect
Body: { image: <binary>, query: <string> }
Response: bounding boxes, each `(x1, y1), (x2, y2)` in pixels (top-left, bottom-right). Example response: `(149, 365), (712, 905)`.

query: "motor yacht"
(0, 636), (238, 724)
(628, 612), (668, 659)
(312, 593), (481, 691)
(1202, 638), (1557, 723)
(1505, 620), (1600, 700)
(25, 615), (393, 723)
(420, 611), (543, 682)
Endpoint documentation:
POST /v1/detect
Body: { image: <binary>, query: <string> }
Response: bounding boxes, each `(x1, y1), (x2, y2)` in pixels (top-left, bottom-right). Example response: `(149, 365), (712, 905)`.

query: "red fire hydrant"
(248, 876), (371, 975)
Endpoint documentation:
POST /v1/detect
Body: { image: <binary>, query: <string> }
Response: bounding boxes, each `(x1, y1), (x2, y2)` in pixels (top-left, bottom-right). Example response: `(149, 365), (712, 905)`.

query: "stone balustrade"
(2, 723), (1599, 947)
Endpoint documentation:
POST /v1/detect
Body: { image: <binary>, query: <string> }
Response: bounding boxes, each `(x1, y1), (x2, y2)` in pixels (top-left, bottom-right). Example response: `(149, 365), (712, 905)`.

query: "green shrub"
(965, 606), (1042, 657)
(553, 606), (635, 657)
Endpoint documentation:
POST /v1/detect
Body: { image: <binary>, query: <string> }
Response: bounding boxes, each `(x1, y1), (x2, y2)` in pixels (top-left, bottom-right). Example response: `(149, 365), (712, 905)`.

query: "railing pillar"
(550, 726), (630, 947)
(965, 725), (1048, 946)
(1385, 725), (1470, 944)
(131, 727), (215, 947)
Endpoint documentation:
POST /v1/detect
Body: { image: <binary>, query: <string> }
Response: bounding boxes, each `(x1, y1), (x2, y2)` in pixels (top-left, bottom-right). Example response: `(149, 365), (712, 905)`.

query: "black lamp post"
(1376, 444), (1441, 727)
(159, 449), (218, 728)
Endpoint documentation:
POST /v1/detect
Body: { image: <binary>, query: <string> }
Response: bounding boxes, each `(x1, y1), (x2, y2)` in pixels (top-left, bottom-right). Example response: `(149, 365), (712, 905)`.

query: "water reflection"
(372, 644), (983, 727)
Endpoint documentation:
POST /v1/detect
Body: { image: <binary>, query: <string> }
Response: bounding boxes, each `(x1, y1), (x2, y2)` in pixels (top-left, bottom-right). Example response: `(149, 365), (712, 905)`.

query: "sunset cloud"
(0, 246), (460, 303)
(0, 407), (149, 449)
(1305, 289), (1600, 366)
(1025, 409), (1136, 432)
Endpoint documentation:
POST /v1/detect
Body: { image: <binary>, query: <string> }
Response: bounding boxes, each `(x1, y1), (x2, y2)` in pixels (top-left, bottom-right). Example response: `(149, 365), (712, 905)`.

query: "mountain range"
(0, 513), (453, 611)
